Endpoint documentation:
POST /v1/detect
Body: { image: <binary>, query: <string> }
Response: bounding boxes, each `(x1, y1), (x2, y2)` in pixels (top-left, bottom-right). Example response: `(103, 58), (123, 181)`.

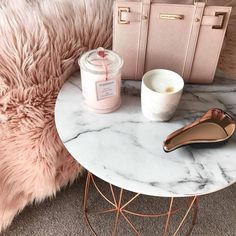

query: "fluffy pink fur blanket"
(0, 0), (112, 232)
(0, 0), (235, 232)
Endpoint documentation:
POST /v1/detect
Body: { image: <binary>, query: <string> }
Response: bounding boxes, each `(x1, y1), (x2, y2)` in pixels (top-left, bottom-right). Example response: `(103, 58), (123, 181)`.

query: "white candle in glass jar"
(79, 48), (123, 113)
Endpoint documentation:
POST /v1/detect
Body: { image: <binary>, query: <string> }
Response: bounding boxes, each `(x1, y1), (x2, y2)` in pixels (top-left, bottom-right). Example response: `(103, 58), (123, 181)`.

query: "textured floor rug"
(2, 177), (236, 236)
(0, 0), (112, 232)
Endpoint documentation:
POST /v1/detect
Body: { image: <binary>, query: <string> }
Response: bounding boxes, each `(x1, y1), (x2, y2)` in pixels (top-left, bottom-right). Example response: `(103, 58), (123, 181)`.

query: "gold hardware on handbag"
(213, 12), (226, 29)
(118, 7), (130, 24)
(113, 0), (232, 83)
(159, 14), (184, 20)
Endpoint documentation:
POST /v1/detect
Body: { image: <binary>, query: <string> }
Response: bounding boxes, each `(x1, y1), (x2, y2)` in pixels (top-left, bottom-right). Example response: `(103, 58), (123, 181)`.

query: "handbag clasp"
(212, 12), (227, 29)
(118, 7), (130, 24)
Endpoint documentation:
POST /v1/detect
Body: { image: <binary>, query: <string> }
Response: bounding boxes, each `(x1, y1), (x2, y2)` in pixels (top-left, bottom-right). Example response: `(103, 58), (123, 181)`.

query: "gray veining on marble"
(55, 72), (236, 197)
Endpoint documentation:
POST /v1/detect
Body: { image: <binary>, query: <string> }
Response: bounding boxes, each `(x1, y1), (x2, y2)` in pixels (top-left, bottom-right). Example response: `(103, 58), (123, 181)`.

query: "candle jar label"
(96, 80), (117, 101)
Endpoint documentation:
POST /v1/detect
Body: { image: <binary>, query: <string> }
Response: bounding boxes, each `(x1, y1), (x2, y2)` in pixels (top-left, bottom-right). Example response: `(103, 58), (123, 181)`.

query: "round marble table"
(55, 73), (236, 235)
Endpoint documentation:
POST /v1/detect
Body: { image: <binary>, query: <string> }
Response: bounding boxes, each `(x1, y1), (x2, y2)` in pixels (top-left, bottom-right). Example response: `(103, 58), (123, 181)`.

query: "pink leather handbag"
(113, 0), (232, 83)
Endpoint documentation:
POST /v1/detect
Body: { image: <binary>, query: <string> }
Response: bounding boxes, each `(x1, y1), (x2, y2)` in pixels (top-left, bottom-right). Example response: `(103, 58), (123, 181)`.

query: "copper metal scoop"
(163, 108), (236, 153)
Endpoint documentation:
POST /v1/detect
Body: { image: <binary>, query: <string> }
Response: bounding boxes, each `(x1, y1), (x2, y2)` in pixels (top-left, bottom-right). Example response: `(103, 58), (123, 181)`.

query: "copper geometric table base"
(83, 172), (199, 236)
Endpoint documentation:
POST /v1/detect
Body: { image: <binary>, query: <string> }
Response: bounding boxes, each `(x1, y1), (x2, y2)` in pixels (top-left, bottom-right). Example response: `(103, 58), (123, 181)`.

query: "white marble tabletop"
(55, 72), (236, 197)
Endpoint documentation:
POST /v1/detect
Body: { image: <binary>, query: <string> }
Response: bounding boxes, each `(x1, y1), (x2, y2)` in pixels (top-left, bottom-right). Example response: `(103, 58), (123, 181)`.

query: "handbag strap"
(119, 0), (151, 79)
(117, 0), (151, 79)
(135, 0), (151, 79)
(115, 0), (230, 7)
(183, 2), (206, 81)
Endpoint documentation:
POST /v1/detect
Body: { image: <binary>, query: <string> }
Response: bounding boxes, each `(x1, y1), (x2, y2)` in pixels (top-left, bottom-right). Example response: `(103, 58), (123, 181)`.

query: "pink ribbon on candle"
(97, 47), (108, 81)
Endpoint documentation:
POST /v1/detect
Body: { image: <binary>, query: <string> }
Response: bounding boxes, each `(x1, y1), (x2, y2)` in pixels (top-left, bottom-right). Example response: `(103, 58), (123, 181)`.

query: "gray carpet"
(1, 175), (236, 236)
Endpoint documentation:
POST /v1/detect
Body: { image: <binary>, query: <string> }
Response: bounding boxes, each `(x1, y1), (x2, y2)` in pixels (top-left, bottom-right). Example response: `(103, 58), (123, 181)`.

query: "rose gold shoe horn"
(163, 108), (236, 153)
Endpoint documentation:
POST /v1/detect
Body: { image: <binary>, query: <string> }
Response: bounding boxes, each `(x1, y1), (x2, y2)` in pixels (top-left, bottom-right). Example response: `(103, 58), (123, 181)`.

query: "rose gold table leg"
(83, 172), (98, 236)
(121, 212), (141, 236)
(186, 197), (199, 236)
(112, 188), (123, 236)
(164, 197), (174, 236)
(83, 172), (92, 212)
(83, 172), (199, 236)
(173, 196), (198, 236)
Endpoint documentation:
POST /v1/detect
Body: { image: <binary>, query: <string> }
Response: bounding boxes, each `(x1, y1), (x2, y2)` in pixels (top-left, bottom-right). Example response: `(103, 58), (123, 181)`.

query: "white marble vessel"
(55, 73), (236, 197)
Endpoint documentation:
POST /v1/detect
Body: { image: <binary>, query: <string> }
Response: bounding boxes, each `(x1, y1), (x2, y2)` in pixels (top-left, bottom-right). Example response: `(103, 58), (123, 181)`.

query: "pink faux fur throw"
(0, 0), (235, 232)
(0, 0), (112, 232)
